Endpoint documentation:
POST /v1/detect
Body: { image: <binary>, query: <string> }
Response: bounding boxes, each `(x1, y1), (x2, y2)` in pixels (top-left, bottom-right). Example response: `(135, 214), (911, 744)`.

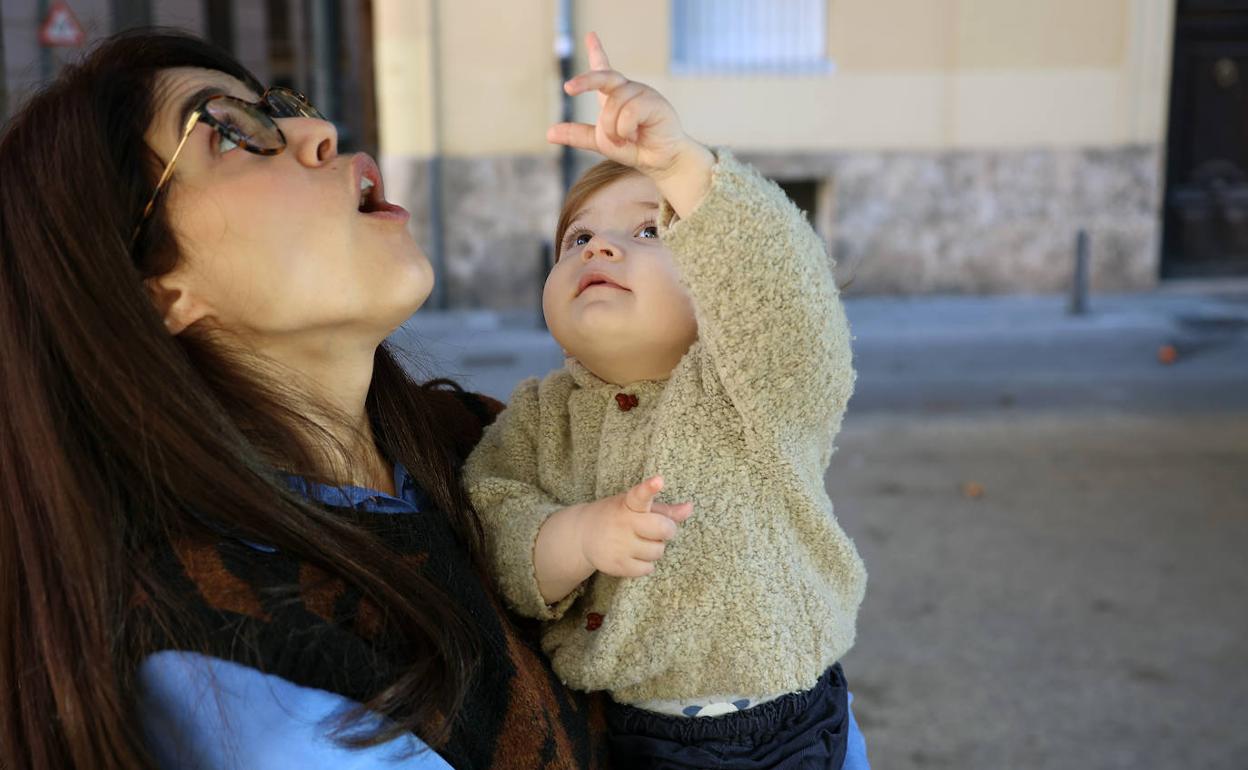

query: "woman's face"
(144, 68), (432, 350)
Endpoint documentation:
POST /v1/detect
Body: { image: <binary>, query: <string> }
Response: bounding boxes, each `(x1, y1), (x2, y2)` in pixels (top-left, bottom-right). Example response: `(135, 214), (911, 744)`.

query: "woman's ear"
(143, 274), (209, 335)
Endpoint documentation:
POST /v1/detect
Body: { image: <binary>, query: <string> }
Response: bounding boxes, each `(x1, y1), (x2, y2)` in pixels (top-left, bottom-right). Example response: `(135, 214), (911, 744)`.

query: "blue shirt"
(138, 464), (870, 769)
(138, 464), (453, 770)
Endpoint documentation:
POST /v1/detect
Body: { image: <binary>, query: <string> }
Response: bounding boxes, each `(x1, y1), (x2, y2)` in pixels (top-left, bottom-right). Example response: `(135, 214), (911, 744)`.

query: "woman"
(0, 30), (607, 769)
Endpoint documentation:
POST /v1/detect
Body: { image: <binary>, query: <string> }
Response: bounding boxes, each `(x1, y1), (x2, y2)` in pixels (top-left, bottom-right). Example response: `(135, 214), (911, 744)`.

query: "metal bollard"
(1069, 229), (1090, 316)
(538, 239), (553, 330)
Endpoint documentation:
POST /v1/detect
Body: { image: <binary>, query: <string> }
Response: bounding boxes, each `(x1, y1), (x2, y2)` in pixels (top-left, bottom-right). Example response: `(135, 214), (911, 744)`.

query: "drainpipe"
(0, 5), (8, 124)
(1069, 229), (1090, 316)
(36, 0), (53, 83)
(309, 0), (337, 123)
(556, 0), (574, 193)
(427, 0), (447, 309)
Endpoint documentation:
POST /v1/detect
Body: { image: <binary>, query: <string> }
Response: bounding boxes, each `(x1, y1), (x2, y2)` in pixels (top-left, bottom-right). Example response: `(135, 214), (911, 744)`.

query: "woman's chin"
(393, 252), (435, 304)
(391, 282), (434, 325)
(364, 268), (433, 335)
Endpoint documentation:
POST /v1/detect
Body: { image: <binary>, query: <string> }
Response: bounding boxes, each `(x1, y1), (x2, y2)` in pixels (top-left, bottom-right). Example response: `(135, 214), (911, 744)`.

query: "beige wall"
(374, 0), (439, 157)
(375, 0), (558, 158)
(375, 0), (1175, 159)
(437, 0), (558, 155)
(595, 0), (1172, 151)
(953, 0), (1128, 69)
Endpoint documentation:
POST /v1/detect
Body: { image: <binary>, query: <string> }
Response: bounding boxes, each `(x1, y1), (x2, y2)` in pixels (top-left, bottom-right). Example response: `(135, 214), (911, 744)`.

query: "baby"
(465, 33), (868, 768)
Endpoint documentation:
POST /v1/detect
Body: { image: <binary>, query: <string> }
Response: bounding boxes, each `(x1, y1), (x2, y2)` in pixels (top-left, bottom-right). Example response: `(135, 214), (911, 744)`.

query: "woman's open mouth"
(353, 154), (410, 223)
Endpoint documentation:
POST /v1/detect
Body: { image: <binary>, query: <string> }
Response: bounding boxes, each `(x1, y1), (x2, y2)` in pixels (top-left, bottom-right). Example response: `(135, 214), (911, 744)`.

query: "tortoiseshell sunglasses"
(131, 87), (325, 246)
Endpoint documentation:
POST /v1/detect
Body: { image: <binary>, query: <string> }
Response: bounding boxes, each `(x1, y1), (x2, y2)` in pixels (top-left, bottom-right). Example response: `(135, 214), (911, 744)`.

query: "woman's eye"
(638, 225), (659, 239)
(214, 126), (242, 154)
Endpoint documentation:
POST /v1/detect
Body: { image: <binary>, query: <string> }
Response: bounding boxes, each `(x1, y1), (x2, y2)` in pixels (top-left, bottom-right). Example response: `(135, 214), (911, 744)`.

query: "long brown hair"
(0, 30), (483, 769)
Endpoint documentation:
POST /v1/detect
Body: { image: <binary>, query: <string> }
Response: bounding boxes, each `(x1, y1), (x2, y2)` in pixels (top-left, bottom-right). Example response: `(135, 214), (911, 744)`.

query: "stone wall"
(384, 154), (564, 310)
(744, 145), (1164, 296)
(384, 145), (1165, 309)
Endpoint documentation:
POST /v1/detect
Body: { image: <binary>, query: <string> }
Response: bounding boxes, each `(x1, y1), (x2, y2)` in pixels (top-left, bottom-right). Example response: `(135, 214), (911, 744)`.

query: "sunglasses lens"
(204, 99), (284, 151)
(265, 89), (326, 121)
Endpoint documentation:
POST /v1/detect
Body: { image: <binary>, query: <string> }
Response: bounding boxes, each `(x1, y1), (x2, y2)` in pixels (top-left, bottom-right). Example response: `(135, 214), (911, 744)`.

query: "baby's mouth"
(575, 272), (630, 297)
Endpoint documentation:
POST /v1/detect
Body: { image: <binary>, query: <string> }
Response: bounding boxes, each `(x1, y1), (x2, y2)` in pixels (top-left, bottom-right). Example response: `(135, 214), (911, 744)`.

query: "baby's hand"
(548, 32), (713, 212)
(576, 476), (693, 578)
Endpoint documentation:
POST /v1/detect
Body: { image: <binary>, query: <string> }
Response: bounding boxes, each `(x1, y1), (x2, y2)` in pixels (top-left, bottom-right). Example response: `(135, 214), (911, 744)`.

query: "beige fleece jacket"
(463, 151), (867, 704)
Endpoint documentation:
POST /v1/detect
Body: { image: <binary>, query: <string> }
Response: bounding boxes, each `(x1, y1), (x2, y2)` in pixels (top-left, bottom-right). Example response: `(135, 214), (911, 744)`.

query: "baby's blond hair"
(554, 160), (653, 260)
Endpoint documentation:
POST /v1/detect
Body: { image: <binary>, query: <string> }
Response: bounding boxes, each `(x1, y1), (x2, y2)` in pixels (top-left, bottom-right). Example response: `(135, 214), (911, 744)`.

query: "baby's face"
(543, 173), (698, 384)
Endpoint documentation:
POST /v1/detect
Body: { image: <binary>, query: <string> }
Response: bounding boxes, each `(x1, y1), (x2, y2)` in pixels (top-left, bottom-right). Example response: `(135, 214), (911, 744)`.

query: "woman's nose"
(283, 116), (339, 166)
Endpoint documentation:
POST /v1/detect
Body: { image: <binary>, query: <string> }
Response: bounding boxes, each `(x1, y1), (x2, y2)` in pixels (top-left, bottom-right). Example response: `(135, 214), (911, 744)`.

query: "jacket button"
(585, 612), (604, 631)
(615, 393), (639, 412)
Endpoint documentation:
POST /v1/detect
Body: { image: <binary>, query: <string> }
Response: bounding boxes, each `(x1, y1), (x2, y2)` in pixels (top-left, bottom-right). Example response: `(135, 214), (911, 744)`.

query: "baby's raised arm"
(548, 33), (854, 447)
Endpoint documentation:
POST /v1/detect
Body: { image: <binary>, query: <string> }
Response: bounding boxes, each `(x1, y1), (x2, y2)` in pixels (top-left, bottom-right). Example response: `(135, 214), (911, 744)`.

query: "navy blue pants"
(606, 664), (849, 769)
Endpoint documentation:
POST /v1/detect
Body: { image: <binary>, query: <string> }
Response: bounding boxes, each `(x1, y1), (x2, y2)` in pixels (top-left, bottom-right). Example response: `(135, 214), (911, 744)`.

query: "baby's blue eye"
(574, 232), (592, 246)
(638, 225), (659, 239)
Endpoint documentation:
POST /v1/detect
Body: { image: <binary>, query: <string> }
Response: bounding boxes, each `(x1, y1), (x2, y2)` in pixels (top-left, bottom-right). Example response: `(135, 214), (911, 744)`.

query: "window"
(777, 179), (818, 222)
(671, 0), (833, 75)
(204, 0), (234, 54)
(111, 0), (152, 31)
(267, 0), (296, 90)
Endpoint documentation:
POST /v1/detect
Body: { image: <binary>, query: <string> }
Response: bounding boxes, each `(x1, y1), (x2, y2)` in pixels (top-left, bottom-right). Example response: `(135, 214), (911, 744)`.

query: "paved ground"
(830, 411), (1248, 770)
(394, 284), (1248, 415)
(391, 283), (1248, 769)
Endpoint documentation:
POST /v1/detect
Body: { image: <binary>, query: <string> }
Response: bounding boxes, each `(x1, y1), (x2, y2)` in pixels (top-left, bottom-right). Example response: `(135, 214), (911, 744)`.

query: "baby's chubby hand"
(574, 476), (693, 578)
(548, 32), (714, 218)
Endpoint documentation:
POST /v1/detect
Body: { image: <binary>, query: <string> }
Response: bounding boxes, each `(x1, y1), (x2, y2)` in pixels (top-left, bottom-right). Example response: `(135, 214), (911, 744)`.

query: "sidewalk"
(828, 409), (1248, 769)
(391, 285), (1248, 768)
(390, 284), (1248, 414)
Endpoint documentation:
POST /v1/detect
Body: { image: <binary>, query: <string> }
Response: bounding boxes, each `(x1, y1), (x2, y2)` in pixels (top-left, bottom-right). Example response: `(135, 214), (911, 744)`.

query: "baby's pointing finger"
(586, 31), (612, 71)
(616, 99), (644, 143)
(564, 69), (630, 98)
(623, 476), (664, 513)
(621, 558), (657, 578)
(631, 539), (667, 563)
(652, 501), (694, 524)
(600, 82), (648, 145)
(634, 512), (678, 542)
(546, 122), (598, 152)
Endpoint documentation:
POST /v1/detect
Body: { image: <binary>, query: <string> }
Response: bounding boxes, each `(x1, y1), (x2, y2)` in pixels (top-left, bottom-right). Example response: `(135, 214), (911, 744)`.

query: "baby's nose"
(584, 237), (620, 260)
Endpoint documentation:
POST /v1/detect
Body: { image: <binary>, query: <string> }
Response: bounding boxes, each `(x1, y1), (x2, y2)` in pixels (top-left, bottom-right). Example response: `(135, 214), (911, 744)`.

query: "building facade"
(1, 0), (376, 155)
(7, 1), (1246, 307)
(375, 0), (1192, 308)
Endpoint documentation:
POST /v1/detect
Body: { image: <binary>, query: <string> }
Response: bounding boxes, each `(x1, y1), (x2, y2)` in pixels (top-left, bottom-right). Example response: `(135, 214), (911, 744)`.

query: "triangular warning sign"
(39, 3), (86, 48)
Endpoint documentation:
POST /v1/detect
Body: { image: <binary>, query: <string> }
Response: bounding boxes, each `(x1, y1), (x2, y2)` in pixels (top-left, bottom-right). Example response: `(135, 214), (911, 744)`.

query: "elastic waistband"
(607, 663), (846, 746)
